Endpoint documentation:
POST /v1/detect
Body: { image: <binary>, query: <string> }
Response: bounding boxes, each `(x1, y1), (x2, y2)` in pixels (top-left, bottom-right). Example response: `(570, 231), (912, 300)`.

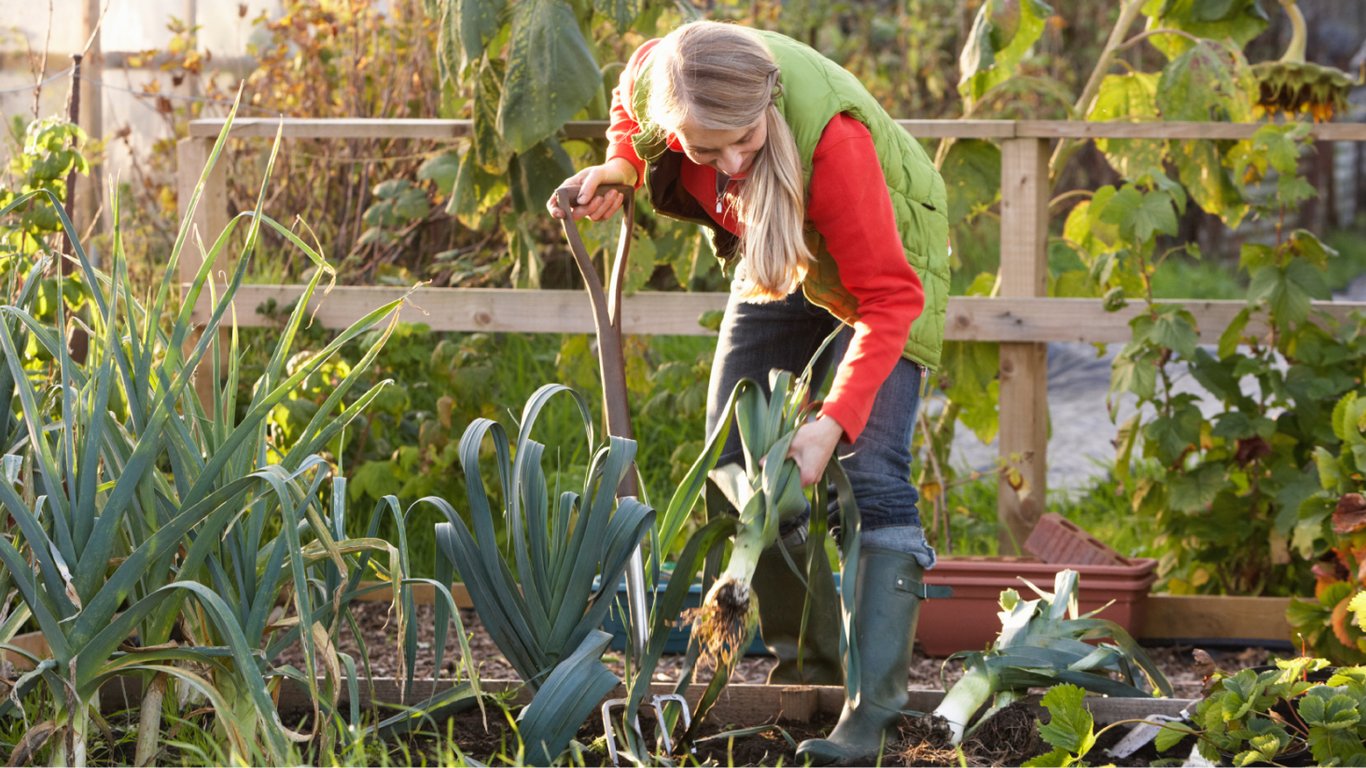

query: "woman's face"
(673, 115), (767, 177)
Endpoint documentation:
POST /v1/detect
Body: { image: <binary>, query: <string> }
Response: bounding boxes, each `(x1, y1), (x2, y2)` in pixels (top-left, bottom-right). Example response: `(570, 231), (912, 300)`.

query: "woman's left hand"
(787, 415), (845, 487)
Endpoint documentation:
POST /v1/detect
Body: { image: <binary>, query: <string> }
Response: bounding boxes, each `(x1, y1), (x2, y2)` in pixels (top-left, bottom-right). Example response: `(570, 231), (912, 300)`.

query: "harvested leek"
(931, 569), (1172, 744)
(684, 365), (823, 672)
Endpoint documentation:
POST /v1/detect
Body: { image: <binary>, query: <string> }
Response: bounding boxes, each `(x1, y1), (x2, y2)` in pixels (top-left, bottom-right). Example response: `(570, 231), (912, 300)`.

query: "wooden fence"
(178, 118), (1366, 553)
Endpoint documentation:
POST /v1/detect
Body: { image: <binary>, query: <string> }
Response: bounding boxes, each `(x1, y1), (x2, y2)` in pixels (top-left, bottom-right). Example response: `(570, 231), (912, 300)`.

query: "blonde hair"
(647, 22), (810, 301)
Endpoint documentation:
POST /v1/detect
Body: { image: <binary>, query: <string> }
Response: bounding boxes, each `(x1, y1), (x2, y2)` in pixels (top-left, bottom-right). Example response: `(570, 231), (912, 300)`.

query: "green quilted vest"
(629, 29), (950, 368)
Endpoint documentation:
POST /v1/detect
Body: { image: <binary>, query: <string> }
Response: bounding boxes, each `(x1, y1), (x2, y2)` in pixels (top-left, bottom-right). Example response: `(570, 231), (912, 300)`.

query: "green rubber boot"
(795, 547), (943, 766)
(751, 532), (843, 686)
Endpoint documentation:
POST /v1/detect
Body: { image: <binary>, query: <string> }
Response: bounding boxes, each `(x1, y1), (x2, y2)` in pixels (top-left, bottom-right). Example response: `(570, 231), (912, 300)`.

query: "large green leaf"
(509, 138), (575, 215)
(958, 0), (1054, 105)
(592, 0), (638, 32)
(942, 140), (1001, 224)
(456, 0), (506, 71)
(1142, 0), (1270, 59)
(1157, 41), (1254, 123)
(1090, 73), (1166, 181)
(497, 0), (600, 153)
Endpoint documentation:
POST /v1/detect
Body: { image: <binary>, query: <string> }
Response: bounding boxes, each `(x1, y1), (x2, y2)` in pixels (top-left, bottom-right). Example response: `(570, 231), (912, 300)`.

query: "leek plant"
(0, 100), (472, 764)
(930, 569), (1172, 744)
(433, 383), (656, 765)
(623, 333), (861, 749)
(683, 368), (822, 672)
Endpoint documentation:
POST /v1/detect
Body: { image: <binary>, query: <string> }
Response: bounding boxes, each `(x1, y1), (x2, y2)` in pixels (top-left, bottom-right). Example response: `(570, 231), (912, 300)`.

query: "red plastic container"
(915, 556), (1158, 657)
(1023, 513), (1128, 567)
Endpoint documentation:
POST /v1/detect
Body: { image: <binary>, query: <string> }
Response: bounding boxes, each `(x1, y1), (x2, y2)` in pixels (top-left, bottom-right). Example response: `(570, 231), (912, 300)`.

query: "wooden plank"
(189, 118), (475, 140)
(202, 285), (729, 336)
(202, 287), (1366, 343)
(997, 138), (1051, 554)
(945, 297), (1366, 343)
(351, 580), (474, 610)
(895, 120), (1018, 139)
(1139, 595), (1293, 643)
(1016, 120), (1366, 142)
(190, 119), (1366, 143)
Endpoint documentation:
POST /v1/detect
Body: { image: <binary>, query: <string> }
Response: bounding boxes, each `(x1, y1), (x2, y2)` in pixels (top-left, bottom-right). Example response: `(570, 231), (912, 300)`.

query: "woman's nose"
(717, 148), (743, 175)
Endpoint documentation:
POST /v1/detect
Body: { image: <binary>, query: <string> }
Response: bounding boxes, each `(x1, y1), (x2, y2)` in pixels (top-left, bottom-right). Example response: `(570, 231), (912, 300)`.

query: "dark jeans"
(704, 286), (935, 566)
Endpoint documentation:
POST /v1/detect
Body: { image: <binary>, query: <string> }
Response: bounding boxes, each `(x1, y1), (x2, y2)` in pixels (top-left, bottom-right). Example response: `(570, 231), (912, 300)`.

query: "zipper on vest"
(715, 172), (729, 214)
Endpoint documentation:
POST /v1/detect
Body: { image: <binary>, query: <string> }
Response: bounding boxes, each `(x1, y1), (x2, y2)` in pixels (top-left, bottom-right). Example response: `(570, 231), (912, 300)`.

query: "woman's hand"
(546, 158), (637, 221)
(787, 415), (845, 487)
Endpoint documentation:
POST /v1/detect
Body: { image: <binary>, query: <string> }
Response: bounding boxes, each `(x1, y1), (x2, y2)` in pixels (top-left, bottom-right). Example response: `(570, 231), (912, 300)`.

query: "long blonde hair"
(647, 22), (810, 301)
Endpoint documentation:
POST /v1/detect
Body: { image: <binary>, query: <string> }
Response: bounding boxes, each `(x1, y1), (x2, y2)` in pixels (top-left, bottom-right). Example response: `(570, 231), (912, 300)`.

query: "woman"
(549, 21), (950, 766)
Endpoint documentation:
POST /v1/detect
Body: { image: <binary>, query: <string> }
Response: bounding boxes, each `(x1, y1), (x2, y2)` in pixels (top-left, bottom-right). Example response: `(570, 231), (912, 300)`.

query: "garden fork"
(555, 184), (694, 762)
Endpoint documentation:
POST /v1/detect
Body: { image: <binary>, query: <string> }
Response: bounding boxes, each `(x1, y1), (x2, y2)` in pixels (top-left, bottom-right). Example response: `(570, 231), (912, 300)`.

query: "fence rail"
(178, 118), (1366, 553)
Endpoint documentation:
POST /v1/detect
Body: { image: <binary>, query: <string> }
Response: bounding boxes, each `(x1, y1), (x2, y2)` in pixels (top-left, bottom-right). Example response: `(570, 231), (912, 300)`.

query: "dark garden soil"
(286, 601), (1273, 766)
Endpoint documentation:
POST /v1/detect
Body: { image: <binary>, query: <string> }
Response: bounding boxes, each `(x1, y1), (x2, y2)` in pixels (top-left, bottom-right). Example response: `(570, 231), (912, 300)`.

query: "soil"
(278, 601), (1276, 766)
(306, 601), (1271, 697)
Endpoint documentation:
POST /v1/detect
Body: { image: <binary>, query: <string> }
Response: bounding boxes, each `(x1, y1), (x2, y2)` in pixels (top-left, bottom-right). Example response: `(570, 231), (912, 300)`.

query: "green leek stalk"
(929, 569), (1172, 745)
(685, 371), (814, 672)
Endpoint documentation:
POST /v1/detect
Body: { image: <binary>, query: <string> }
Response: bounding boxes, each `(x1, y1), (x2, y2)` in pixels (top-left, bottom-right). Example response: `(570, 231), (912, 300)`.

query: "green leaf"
(457, 0), (506, 71)
(1298, 690), (1360, 730)
(417, 151), (460, 195)
(1110, 347), (1157, 401)
(1142, 0), (1269, 59)
(1155, 720), (1198, 752)
(942, 140), (1001, 224)
(1146, 307), (1199, 359)
(1090, 73), (1166, 181)
(509, 139), (574, 215)
(497, 0), (600, 153)
(1036, 684), (1096, 755)
(1309, 727), (1366, 767)
(1168, 463), (1225, 512)
(957, 0), (1054, 105)
(517, 630), (620, 765)
(1173, 140), (1248, 227)
(1248, 259), (1325, 328)
(474, 57), (513, 171)
(1157, 42), (1253, 122)
(1217, 306), (1250, 358)
(1332, 392), (1362, 444)
(448, 151), (509, 229)
(1023, 747), (1077, 767)
(592, 0), (638, 31)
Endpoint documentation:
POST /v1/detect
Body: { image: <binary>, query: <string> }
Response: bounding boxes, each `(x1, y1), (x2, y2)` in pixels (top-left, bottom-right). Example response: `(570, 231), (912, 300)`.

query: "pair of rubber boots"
(751, 535), (936, 766)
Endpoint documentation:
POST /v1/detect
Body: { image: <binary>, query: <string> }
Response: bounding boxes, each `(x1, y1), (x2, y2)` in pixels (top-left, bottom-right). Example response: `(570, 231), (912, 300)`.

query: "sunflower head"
(1252, 60), (1354, 122)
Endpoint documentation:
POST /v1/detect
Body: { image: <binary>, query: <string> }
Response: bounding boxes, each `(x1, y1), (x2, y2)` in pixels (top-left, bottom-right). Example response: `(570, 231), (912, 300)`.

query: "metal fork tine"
(600, 692), (695, 764)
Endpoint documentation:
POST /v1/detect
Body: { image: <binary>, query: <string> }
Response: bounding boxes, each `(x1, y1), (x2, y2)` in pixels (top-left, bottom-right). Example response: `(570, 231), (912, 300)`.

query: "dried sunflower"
(1252, 0), (1356, 122)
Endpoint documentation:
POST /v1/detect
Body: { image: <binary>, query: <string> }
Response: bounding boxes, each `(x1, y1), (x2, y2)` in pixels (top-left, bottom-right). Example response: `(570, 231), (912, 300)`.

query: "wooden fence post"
(997, 137), (1050, 554)
(176, 135), (229, 407)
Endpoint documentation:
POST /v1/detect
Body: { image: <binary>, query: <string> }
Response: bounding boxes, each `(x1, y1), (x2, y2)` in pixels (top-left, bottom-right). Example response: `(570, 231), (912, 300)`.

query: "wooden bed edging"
(351, 581), (1296, 644)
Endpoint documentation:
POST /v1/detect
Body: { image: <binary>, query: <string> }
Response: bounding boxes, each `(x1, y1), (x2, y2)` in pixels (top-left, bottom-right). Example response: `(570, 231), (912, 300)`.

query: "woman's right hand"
(547, 158), (637, 221)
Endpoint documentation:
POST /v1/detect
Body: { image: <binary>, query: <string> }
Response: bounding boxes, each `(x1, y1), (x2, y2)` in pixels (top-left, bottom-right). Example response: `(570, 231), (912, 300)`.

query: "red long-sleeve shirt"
(607, 40), (924, 442)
